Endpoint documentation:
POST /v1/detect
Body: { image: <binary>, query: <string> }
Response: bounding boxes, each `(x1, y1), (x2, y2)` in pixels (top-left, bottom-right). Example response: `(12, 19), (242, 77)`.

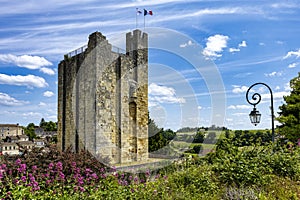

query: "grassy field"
(167, 131), (224, 155)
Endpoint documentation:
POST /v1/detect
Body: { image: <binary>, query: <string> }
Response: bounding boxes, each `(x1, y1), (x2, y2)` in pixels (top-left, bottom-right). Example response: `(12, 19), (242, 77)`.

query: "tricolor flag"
(136, 8), (142, 15)
(144, 9), (153, 16)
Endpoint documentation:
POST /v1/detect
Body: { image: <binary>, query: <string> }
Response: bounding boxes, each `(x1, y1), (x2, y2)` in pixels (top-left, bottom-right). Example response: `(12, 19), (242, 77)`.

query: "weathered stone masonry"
(57, 29), (148, 164)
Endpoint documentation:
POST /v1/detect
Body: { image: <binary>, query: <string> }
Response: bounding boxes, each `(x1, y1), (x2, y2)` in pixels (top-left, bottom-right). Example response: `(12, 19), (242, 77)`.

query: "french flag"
(144, 9), (153, 16)
(136, 8), (142, 15)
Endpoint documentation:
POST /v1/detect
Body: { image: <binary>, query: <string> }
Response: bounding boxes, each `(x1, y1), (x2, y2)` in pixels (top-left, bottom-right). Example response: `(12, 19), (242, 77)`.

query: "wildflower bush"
(1, 139), (300, 199)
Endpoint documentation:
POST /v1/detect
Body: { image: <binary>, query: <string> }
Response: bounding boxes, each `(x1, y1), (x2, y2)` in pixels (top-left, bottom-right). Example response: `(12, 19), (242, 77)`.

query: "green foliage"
(148, 117), (175, 152)
(277, 72), (300, 143)
(207, 138), (300, 187)
(24, 122), (36, 140)
(39, 118), (57, 131)
(193, 131), (205, 143)
(232, 130), (272, 146)
(206, 131), (217, 144)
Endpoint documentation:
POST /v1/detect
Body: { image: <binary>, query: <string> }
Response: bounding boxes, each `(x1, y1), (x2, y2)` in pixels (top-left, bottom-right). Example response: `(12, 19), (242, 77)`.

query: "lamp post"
(246, 82), (275, 143)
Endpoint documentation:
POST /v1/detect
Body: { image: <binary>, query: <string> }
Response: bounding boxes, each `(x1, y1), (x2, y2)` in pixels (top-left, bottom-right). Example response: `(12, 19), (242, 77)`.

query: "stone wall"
(58, 29), (148, 164)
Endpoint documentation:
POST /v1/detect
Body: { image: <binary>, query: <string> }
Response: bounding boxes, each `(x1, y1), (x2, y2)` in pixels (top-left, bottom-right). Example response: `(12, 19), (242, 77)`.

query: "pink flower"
(15, 158), (21, 165)
(21, 176), (26, 182)
(32, 165), (37, 172)
(48, 163), (54, 169)
(56, 162), (63, 171)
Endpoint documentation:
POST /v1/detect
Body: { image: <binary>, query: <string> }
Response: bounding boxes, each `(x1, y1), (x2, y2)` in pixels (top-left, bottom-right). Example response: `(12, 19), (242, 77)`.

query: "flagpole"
(144, 12), (145, 31)
(136, 8), (138, 29)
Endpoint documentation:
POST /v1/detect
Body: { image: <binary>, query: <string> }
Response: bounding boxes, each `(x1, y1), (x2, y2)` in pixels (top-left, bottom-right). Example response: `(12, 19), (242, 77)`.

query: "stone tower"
(57, 29), (148, 164)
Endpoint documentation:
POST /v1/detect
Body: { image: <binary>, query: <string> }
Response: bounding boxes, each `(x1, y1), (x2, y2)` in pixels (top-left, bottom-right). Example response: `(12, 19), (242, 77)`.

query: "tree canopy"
(277, 72), (300, 143)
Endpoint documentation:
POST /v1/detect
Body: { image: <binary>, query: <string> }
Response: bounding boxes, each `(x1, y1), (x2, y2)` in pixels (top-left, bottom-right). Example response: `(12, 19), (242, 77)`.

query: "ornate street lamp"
(249, 107), (261, 126)
(246, 83), (275, 143)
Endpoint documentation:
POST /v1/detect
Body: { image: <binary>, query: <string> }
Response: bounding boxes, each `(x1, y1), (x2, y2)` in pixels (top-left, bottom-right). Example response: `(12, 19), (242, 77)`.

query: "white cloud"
(283, 49), (300, 59)
(148, 83), (185, 105)
(229, 40), (246, 53)
(0, 92), (28, 106)
(238, 40), (247, 47)
(0, 74), (48, 88)
(0, 54), (52, 69)
(232, 85), (248, 94)
(202, 34), (229, 59)
(232, 112), (248, 116)
(264, 71), (282, 77)
(259, 42), (265, 46)
(288, 63), (298, 68)
(261, 91), (290, 100)
(276, 41), (284, 45)
(40, 67), (55, 75)
(43, 91), (54, 97)
(229, 48), (240, 53)
(39, 102), (47, 106)
(275, 86), (280, 90)
(22, 112), (42, 117)
(197, 106), (202, 110)
(179, 40), (194, 48)
(228, 105), (251, 109)
(284, 82), (291, 91)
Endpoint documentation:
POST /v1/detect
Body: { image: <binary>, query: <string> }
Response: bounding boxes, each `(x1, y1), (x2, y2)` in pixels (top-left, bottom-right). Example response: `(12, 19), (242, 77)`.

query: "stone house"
(18, 135), (29, 141)
(33, 139), (45, 148)
(0, 124), (24, 140)
(17, 141), (35, 152)
(0, 142), (20, 155)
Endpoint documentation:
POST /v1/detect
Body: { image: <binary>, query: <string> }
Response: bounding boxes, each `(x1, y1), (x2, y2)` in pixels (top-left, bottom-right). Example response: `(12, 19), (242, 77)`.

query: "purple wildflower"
(91, 173), (98, 179)
(17, 164), (27, 174)
(79, 186), (85, 192)
(15, 158), (21, 165)
(21, 176), (27, 182)
(32, 165), (37, 172)
(56, 161), (63, 171)
(71, 162), (76, 168)
(48, 163), (54, 169)
(145, 169), (151, 177)
(59, 172), (65, 180)
(134, 176), (139, 183)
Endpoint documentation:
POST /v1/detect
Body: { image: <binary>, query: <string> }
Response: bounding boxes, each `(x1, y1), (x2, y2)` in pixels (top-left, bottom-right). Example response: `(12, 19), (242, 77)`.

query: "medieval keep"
(57, 29), (148, 164)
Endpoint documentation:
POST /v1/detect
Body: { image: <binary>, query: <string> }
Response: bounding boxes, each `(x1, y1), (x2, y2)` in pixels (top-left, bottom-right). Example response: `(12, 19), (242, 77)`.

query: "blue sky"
(0, 0), (299, 131)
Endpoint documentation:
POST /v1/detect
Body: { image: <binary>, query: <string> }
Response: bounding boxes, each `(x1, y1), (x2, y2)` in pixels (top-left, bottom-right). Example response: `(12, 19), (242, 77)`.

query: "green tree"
(24, 123), (36, 140)
(148, 115), (176, 152)
(193, 131), (205, 143)
(277, 72), (300, 143)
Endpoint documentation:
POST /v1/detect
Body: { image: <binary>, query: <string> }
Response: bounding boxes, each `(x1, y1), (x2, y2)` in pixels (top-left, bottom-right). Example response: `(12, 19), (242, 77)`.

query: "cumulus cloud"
(229, 40), (247, 53)
(202, 34), (229, 59)
(283, 49), (300, 59)
(238, 40), (247, 47)
(179, 40), (194, 48)
(0, 54), (52, 70)
(264, 71), (282, 77)
(40, 67), (55, 75)
(232, 85), (248, 94)
(261, 91), (290, 100)
(43, 91), (54, 97)
(0, 92), (28, 106)
(228, 105), (251, 109)
(288, 63), (298, 68)
(148, 83), (185, 106)
(0, 73), (48, 88)
(229, 48), (240, 53)
(39, 102), (47, 106)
